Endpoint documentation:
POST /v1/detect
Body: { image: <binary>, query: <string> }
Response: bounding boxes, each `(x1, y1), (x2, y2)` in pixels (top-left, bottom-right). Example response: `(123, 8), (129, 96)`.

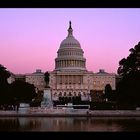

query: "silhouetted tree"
(117, 42), (140, 108)
(118, 42), (140, 76)
(0, 64), (11, 85)
(44, 71), (50, 88)
(30, 91), (43, 107)
(105, 84), (112, 101)
(0, 64), (11, 105)
(0, 65), (36, 109)
(10, 80), (36, 103)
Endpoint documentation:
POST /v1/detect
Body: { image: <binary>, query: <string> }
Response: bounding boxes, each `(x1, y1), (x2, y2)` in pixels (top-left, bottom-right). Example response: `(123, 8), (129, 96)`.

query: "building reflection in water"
(0, 117), (140, 131)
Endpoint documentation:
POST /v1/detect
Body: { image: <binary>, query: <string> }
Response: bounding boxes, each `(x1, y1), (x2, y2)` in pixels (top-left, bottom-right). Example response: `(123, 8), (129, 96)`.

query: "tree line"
(102, 41), (140, 109)
(116, 42), (140, 109)
(88, 42), (140, 110)
(1, 41), (140, 110)
(0, 64), (36, 110)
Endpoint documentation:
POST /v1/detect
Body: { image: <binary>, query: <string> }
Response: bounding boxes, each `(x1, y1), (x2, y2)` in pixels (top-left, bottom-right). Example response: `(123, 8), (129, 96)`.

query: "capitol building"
(49, 21), (116, 101)
(8, 21), (116, 102)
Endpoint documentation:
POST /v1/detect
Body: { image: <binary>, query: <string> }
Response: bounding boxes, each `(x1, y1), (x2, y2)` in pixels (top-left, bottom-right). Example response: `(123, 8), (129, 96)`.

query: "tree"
(10, 80), (36, 103)
(0, 64), (10, 86)
(30, 91), (43, 107)
(0, 64), (11, 105)
(117, 42), (140, 108)
(0, 65), (37, 109)
(44, 71), (50, 88)
(104, 84), (112, 101)
(118, 42), (140, 76)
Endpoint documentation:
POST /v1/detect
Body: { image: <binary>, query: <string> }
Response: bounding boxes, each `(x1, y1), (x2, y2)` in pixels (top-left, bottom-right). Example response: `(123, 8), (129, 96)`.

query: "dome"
(60, 36), (81, 48)
(60, 21), (81, 48)
(54, 21), (86, 71)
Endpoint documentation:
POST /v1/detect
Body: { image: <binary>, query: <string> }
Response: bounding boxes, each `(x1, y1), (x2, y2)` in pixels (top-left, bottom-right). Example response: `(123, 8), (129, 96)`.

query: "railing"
(56, 105), (90, 109)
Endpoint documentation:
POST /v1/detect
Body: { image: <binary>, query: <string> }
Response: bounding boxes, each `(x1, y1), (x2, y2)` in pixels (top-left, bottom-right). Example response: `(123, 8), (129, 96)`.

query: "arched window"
(69, 92), (72, 96)
(64, 92), (66, 96)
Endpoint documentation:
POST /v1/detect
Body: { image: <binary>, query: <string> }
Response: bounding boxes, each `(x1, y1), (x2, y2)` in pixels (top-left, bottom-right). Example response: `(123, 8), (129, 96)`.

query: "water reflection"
(0, 117), (140, 131)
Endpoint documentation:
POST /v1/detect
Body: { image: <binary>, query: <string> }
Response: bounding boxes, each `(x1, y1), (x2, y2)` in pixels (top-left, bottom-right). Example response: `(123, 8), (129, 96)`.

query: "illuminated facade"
(49, 22), (116, 101)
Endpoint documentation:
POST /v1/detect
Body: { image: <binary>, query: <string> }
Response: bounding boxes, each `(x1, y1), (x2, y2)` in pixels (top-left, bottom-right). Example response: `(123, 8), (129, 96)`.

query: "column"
(66, 76), (67, 85)
(66, 60), (67, 67)
(63, 75), (65, 85)
(61, 75), (63, 84)
(59, 61), (61, 67)
(56, 61), (58, 68)
(61, 60), (63, 67)
(81, 76), (83, 84)
(72, 75), (73, 84)
(57, 75), (59, 84)
(65, 60), (66, 67)
(62, 60), (63, 67)
(60, 61), (62, 67)
(62, 60), (64, 67)
(63, 60), (65, 67)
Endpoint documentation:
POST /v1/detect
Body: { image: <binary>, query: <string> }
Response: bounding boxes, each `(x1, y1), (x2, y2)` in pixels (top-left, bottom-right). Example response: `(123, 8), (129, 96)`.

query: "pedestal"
(41, 88), (53, 108)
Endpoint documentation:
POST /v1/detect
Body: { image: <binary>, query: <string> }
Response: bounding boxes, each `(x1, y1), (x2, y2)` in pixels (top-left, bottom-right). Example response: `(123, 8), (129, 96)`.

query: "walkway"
(0, 108), (140, 117)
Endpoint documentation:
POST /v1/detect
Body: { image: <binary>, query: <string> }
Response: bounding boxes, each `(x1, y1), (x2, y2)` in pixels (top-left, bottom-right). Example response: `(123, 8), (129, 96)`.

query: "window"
(59, 92), (62, 96)
(69, 92), (72, 96)
(64, 92), (66, 96)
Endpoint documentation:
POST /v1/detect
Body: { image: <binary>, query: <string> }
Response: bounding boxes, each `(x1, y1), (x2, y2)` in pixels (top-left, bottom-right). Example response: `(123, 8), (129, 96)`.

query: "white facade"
(7, 70), (46, 91)
(25, 69), (46, 91)
(93, 69), (116, 91)
(50, 71), (93, 101)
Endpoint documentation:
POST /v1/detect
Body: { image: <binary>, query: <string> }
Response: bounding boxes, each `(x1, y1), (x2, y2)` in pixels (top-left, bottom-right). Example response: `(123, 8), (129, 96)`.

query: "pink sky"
(0, 8), (140, 74)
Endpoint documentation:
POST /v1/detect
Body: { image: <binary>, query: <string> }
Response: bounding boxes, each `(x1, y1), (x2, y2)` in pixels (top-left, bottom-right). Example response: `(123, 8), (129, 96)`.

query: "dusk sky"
(0, 8), (140, 74)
